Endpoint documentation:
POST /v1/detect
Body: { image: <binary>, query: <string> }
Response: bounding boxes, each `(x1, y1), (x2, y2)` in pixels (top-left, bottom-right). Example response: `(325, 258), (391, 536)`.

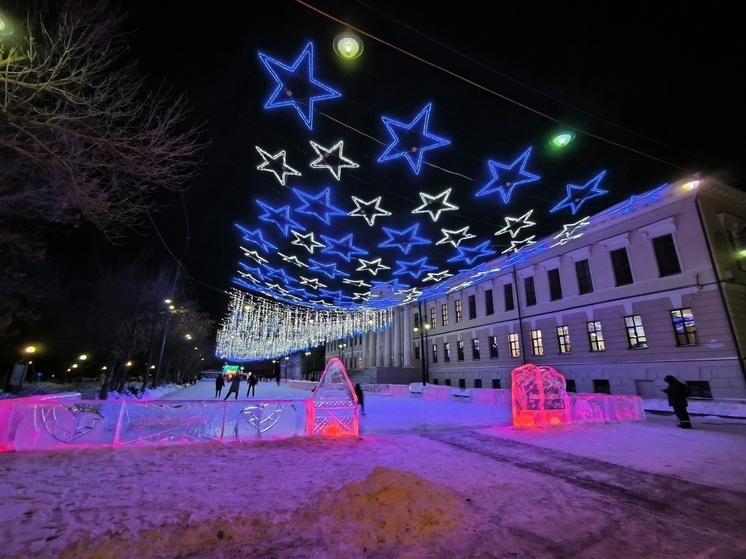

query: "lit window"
(587, 321), (605, 351)
(624, 315), (648, 349)
(530, 329), (543, 356)
(457, 340), (465, 361)
(444, 342), (451, 362)
(441, 303), (449, 326)
(509, 333), (520, 358)
(556, 325), (571, 353)
(455, 299), (463, 323)
(670, 308), (698, 346)
(430, 307), (436, 329)
(472, 338), (480, 360)
(489, 335), (499, 358)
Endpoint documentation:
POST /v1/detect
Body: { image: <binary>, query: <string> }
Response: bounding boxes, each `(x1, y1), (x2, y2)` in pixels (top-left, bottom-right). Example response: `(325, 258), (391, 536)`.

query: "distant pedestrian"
(354, 383), (365, 415)
(662, 375), (691, 429)
(275, 371), (281, 386)
(247, 372), (257, 397)
(223, 374), (241, 400)
(215, 375), (225, 398)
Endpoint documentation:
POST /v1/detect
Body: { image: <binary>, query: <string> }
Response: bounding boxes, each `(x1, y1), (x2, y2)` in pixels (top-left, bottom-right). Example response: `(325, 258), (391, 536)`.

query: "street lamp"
(339, 342), (347, 359)
(413, 303), (431, 386)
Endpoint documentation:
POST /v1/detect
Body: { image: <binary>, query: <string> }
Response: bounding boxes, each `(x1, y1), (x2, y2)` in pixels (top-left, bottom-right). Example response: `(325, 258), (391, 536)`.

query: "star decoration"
(299, 276), (327, 290)
(320, 233), (368, 262)
(551, 171), (609, 215)
(423, 270), (454, 282)
(235, 225), (278, 253)
(240, 247), (268, 266)
(293, 187), (347, 225)
(504, 241), (549, 266)
(349, 196), (392, 226)
(377, 103), (450, 175)
(495, 209), (537, 238)
(393, 257), (439, 279)
(290, 230), (325, 254)
(436, 227), (476, 248)
(256, 200), (304, 237)
(308, 258), (350, 280)
(261, 265), (297, 285)
(277, 252), (309, 268)
(475, 147), (540, 204)
(398, 286), (424, 303)
(411, 188), (459, 222)
(379, 223), (430, 254)
(607, 184), (666, 216)
(501, 236), (537, 254)
(551, 216), (590, 247)
(447, 240), (496, 266)
(447, 280), (474, 293)
(258, 41), (342, 130)
(237, 263), (267, 282)
(352, 292), (371, 302)
(309, 140), (359, 180)
(255, 146), (302, 186)
(356, 258), (391, 276)
(342, 278), (372, 288)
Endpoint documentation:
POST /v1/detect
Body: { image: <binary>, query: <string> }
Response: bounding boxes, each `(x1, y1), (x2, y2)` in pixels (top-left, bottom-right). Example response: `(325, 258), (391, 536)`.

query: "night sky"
(114, 0), (746, 320)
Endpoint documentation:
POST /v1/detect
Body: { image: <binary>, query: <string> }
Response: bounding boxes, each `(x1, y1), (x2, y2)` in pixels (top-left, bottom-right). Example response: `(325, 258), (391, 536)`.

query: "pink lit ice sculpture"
(511, 364), (572, 427)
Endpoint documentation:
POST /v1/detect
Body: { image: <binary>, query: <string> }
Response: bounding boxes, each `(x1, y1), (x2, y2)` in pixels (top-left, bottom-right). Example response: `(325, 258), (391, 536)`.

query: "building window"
(593, 379), (611, 394)
(414, 344), (420, 360)
(624, 314), (648, 349)
(433, 378), (438, 385)
(492, 378), (501, 389)
(548, 268), (563, 301)
(575, 259), (594, 294)
(565, 379), (576, 393)
(670, 308), (699, 346)
(430, 307), (436, 329)
(687, 380), (712, 399)
(431, 344), (438, 363)
(468, 295), (477, 320)
(457, 340), (465, 361)
(504, 283), (515, 311)
(530, 329), (543, 356)
(441, 303), (449, 326)
(652, 234), (681, 277)
(455, 299), (463, 323)
(489, 335), (499, 358)
(556, 325), (571, 353)
(610, 247), (633, 286)
(445, 378), (451, 386)
(458, 378), (466, 389)
(485, 289), (494, 315)
(474, 379), (482, 388)
(444, 342), (451, 362)
(413, 313), (420, 329)
(509, 333), (520, 357)
(472, 338), (480, 360)
(524, 276), (537, 306)
(587, 321), (605, 351)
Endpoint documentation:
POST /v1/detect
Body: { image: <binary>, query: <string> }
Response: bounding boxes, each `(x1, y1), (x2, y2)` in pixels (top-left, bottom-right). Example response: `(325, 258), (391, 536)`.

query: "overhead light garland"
(216, 290), (393, 361)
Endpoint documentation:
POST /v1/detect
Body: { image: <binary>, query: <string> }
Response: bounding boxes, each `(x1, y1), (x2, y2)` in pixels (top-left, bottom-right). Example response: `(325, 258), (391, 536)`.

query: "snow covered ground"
(1, 379), (745, 558)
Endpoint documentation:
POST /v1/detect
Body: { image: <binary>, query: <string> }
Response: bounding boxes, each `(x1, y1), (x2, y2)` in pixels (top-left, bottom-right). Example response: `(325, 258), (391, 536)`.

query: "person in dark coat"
(223, 373), (241, 400)
(662, 375), (691, 429)
(215, 375), (225, 398)
(354, 383), (365, 415)
(247, 372), (258, 397)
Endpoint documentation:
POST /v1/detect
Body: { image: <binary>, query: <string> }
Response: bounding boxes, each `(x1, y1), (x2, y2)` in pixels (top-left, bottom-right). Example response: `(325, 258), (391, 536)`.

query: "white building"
(331, 175), (746, 399)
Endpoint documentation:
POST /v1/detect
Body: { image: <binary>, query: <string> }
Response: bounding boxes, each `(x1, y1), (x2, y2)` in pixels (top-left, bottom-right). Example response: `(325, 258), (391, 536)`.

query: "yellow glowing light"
(333, 31), (363, 59)
(681, 180), (700, 191)
(24, 345), (36, 354)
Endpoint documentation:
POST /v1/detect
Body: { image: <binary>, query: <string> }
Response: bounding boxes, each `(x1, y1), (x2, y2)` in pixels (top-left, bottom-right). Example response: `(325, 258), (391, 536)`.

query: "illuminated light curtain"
(216, 289), (393, 362)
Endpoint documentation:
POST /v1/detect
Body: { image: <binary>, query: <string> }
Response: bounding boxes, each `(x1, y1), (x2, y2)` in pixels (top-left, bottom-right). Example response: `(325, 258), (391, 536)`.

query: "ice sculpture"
(569, 393), (645, 423)
(311, 357), (359, 436)
(511, 364), (572, 427)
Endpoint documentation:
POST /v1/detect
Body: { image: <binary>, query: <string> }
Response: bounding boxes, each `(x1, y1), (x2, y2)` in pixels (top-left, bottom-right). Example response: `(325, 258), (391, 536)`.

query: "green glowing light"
(333, 32), (363, 60)
(551, 132), (575, 147)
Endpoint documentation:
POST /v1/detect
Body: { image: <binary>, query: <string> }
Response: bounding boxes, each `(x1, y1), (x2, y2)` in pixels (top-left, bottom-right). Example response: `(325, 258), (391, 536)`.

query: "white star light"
(349, 196), (392, 226)
(423, 270), (454, 282)
(502, 236), (537, 254)
(290, 230), (325, 254)
(495, 209), (536, 238)
(277, 252), (309, 268)
(240, 247), (268, 265)
(309, 140), (359, 181)
(356, 258), (391, 275)
(411, 188), (458, 222)
(342, 278), (372, 288)
(255, 146), (302, 186)
(299, 276), (327, 290)
(436, 226), (476, 248)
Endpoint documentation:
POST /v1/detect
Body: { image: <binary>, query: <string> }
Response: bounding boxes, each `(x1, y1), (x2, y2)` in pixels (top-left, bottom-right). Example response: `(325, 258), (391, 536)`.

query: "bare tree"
(0, 0), (207, 335)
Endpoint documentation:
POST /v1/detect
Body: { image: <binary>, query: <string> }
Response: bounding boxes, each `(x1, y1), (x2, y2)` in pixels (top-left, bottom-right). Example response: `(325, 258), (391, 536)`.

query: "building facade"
(329, 175), (746, 399)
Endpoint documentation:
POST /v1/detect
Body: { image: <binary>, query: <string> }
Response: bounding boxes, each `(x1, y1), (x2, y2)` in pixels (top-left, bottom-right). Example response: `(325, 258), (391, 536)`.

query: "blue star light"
(293, 187), (347, 225)
(378, 223), (430, 254)
(393, 257), (439, 279)
(551, 171), (609, 215)
(235, 224), (278, 253)
(475, 147), (540, 204)
(307, 258), (350, 280)
(258, 42), (342, 130)
(377, 103), (450, 175)
(607, 184), (666, 216)
(447, 240), (496, 266)
(320, 233), (368, 262)
(256, 200), (304, 237)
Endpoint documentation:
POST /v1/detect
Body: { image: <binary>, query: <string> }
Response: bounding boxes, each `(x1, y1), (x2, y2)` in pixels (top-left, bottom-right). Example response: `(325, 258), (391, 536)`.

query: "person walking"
(247, 371), (258, 397)
(662, 375), (692, 429)
(223, 373), (241, 400)
(354, 383), (365, 415)
(215, 374), (225, 398)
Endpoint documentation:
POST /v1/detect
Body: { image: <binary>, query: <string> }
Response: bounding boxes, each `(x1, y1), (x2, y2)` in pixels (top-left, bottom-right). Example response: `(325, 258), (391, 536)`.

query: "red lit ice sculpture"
(511, 364), (572, 427)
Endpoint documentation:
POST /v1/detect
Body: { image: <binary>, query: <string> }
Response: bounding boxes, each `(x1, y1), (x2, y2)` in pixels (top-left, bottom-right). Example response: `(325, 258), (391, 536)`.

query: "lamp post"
(413, 301), (430, 386)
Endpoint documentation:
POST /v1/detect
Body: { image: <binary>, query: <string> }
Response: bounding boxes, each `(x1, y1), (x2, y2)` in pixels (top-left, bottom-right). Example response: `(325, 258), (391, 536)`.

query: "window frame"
(670, 308), (699, 346)
(489, 335), (499, 358)
(485, 289), (494, 315)
(509, 333), (520, 357)
(524, 276), (537, 306)
(457, 340), (465, 361)
(624, 314), (648, 349)
(548, 268), (563, 301)
(575, 259), (594, 295)
(556, 325), (572, 354)
(610, 247), (634, 286)
(652, 234), (682, 277)
(504, 283), (515, 311)
(586, 321), (605, 352)
(468, 294), (477, 320)
(455, 299), (463, 323)
(441, 303), (449, 327)
(530, 329), (544, 356)
(472, 338), (480, 360)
